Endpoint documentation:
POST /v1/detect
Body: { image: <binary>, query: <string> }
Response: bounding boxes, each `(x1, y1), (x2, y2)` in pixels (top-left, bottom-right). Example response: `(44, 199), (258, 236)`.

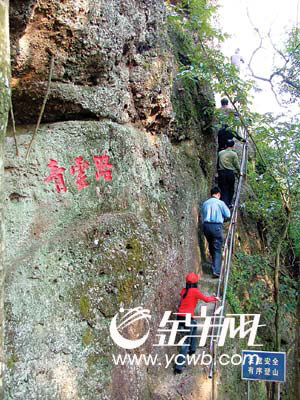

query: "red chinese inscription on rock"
(44, 159), (67, 193)
(45, 152), (113, 193)
(70, 156), (90, 190)
(93, 151), (113, 181)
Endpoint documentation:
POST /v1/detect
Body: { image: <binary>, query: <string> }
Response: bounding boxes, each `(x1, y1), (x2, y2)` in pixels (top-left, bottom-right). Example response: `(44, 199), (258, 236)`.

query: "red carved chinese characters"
(44, 160), (67, 193)
(70, 156), (90, 190)
(45, 152), (113, 192)
(93, 151), (113, 182)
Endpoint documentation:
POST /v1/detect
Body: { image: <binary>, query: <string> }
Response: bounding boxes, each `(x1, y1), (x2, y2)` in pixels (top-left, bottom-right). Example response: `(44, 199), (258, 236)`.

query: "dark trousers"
(174, 317), (197, 371)
(218, 169), (235, 207)
(203, 222), (223, 275)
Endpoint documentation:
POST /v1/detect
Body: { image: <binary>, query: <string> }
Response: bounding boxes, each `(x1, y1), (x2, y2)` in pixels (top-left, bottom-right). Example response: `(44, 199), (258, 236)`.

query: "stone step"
(202, 261), (213, 275)
(199, 273), (219, 295)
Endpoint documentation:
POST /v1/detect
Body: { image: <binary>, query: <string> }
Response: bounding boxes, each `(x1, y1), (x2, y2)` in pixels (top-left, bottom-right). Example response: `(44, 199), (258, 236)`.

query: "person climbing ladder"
(202, 187), (230, 278)
(174, 272), (220, 374)
(217, 125), (246, 152)
(218, 139), (242, 207)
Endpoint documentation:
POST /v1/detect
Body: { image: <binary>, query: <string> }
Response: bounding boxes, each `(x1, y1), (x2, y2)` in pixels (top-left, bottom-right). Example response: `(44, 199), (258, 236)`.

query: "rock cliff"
(5, 1), (219, 399)
(6, 1), (297, 400)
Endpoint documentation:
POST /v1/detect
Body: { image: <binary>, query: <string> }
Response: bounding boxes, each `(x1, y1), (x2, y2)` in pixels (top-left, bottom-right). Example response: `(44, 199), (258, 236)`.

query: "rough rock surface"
(1, 2), (11, 398)
(10, 0), (174, 132)
(7, 0), (299, 398)
(5, 0), (276, 399)
(5, 1), (221, 399)
(5, 119), (211, 399)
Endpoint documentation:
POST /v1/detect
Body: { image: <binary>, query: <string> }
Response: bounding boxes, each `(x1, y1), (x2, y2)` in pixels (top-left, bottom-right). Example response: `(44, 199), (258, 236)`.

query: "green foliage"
(168, 0), (299, 312)
(226, 286), (243, 314)
(289, 218), (300, 258)
(167, 0), (256, 125)
(228, 252), (297, 318)
(167, 0), (222, 42)
(167, 3), (299, 396)
(228, 252), (275, 318)
(280, 275), (298, 313)
(245, 113), (300, 255)
(279, 28), (300, 103)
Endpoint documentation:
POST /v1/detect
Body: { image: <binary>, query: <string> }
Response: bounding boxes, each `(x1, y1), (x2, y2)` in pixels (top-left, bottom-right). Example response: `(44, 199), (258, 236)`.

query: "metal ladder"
(208, 127), (249, 382)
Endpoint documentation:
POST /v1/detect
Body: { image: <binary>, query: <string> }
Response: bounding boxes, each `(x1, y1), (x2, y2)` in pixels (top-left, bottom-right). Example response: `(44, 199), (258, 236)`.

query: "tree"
(279, 28), (300, 103)
(247, 20), (300, 106)
(169, 3), (300, 397)
(246, 114), (300, 400)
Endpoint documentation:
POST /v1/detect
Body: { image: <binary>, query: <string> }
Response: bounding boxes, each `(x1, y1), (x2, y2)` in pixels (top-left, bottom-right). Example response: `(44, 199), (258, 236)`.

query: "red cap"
(185, 272), (200, 283)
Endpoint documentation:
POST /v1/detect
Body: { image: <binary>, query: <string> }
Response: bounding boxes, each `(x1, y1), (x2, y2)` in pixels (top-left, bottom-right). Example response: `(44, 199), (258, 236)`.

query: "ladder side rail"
(208, 135), (248, 378)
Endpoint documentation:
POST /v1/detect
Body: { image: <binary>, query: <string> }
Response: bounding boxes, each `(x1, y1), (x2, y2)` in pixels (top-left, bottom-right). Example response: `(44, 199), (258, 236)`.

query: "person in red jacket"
(174, 272), (220, 374)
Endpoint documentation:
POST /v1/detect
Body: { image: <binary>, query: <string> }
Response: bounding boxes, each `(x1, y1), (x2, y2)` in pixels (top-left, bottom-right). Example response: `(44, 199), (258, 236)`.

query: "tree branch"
(9, 96), (19, 157)
(26, 56), (55, 160)
(247, 16), (300, 105)
(268, 29), (289, 64)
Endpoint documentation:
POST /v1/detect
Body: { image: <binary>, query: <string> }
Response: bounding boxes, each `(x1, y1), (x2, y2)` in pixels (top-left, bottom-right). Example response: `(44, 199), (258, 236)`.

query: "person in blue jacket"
(202, 186), (230, 278)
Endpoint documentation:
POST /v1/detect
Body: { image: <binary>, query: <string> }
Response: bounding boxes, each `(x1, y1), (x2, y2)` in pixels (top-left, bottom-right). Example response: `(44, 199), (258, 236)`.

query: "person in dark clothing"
(218, 139), (242, 207)
(218, 98), (235, 129)
(217, 126), (246, 152)
(174, 272), (220, 374)
(219, 97), (232, 113)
